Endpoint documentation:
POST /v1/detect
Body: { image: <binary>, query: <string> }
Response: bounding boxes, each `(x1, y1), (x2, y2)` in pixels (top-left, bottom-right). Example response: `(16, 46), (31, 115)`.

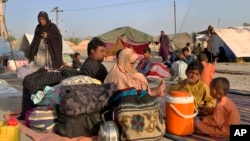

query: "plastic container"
(0, 118), (21, 141)
(236, 57), (243, 64)
(165, 91), (198, 136)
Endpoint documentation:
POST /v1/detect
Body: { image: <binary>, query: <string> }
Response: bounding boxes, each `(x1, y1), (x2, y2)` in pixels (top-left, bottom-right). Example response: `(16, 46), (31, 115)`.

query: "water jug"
(0, 118), (21, 141)
(165, 91), (198, 135)
(97, 110), (119, 141)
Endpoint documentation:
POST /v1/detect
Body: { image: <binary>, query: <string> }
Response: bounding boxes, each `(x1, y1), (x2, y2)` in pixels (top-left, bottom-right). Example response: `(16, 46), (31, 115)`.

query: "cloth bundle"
(54, 83), (118, 138)
(113, 88), (165, 141)
(25, 106), (58, 132)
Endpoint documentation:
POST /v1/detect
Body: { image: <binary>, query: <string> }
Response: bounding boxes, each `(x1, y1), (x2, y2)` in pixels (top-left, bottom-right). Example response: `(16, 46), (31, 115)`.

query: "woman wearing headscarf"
(29, 11), (63, 71)
(104, 48), (166, 97)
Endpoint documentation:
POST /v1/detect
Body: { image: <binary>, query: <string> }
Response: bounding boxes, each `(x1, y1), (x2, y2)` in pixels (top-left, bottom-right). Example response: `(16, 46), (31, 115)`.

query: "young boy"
(198, 53), (217, 86)
(169, 61), (216, 109)
(182, 47), (197, 64)
(136, 47), (152, 76)
(195, 77), (241, 137)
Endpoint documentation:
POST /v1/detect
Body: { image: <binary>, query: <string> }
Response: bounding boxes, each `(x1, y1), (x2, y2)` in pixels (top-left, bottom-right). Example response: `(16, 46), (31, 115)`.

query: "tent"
(13, 33), (74, 58)
(153, 32), (192, 52)
(97, 26), (153, 56)
(0, 37), (11, 55)
(197, 28), (250, 58)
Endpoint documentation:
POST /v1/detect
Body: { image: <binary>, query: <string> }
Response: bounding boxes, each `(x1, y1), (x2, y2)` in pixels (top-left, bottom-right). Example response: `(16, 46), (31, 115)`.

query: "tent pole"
(3, 8), (18, 72)
(174, 0), (176, 34)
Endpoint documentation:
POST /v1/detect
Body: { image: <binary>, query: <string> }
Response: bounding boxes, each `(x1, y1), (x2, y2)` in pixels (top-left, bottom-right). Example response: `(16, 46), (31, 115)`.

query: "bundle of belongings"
(21, 67), (165, 140)
(22, 67), (117, 136)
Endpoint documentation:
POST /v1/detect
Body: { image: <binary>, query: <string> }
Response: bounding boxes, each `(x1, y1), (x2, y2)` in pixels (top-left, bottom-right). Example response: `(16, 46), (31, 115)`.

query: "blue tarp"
(222, 43), (236, 61)
(0, 37), (11, 55)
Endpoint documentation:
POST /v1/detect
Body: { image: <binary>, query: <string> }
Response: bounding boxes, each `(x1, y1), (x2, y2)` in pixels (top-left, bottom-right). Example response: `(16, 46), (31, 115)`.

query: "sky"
(4, 0), (250, 39)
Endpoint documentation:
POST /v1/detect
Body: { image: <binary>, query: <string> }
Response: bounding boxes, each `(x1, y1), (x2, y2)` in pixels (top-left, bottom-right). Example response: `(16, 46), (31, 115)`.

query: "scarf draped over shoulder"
(104, 48), (150, 93)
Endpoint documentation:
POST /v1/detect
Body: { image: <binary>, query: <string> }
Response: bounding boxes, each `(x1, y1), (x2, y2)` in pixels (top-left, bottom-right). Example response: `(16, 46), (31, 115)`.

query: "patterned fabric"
(61, 75), (101, 86)
(25, 106), (58, 132)
(146, 62), (171, 79)
(23, 68), (62, 94)
(31, 84), (61, 107)
(113, 88), (165, 141)
(60, 83), (117, 116)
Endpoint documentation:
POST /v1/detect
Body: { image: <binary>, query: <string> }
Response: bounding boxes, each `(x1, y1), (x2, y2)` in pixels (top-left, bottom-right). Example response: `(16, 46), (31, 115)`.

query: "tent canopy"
(97, 26), (153, 43)
(14, 33), (74, 58)
(214, 28), (250, 57)
(198, 28), (250, 58)
(96, 26), (153, 56)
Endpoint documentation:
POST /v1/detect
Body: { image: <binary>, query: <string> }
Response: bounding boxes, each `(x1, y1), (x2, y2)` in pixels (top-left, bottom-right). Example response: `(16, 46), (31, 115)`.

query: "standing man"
(159, 31), (170, 62)
(80, 37), (108, 82)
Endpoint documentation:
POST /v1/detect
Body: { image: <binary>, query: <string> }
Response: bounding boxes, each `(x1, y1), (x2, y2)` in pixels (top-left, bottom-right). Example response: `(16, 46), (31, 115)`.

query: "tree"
(67, 37), (81, 45)
(8, 35), (16, 42)
(243, 23), (250, 26)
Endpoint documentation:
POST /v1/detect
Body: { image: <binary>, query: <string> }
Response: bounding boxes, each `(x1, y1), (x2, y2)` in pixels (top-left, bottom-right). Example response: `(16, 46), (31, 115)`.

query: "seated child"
(169, 61), (216, 109)
(72, 52), (82, 70)
(182, 47), (197, 64)
(195, 77), (241, 137)
(136, 47), (152, 76)
(198, 53), (217, 86)
(170, 49), (188, 81)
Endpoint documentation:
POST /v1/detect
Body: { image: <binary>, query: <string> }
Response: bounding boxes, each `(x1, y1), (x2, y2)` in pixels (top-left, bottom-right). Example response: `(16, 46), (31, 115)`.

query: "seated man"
(136, 47), (152, 76)
(80, 37), (108, 82)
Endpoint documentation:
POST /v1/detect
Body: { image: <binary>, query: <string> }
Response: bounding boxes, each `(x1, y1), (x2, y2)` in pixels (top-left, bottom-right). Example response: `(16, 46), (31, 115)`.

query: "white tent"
(211, 28), (250, 57)
(13, 33), (74, 57)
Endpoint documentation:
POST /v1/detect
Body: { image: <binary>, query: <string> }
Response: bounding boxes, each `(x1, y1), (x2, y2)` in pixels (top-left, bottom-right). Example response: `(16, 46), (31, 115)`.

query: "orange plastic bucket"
(165, 91), (197, 136)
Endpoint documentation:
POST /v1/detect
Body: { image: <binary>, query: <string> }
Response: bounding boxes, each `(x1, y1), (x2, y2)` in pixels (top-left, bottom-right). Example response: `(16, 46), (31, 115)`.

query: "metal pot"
(97, 111), (119, 141)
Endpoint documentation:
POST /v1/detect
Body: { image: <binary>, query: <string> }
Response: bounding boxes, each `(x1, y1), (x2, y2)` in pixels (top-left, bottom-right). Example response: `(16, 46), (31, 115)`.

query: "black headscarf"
(35, 11), (52, 35)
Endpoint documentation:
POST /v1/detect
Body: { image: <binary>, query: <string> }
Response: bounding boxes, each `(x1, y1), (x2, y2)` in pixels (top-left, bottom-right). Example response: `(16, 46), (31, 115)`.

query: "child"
(72, 52), (81, 70)
(195, 77), (241, 137)
(169, 61), (216, 109)
(198, 53), (217, 86)
(170, 49), (188, 82)
(136, 47), (152, 76)
(182, 47), (197, 64)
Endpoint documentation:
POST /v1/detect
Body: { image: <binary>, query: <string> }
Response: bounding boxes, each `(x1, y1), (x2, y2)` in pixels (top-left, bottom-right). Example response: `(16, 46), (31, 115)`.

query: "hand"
(199, 106), (214, 115)
(159, 80), (166, 97)
(41, 32), (47, 39)
(214, 57), (218, 63)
